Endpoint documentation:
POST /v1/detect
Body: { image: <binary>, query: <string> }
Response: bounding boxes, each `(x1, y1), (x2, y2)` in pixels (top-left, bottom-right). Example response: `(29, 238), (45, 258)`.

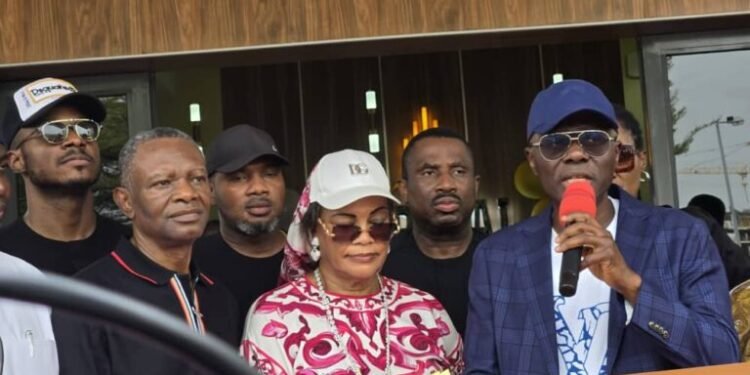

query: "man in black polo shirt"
(194, 124), (288, 321)
(382, 128), (484, 336)
(0, 77), (123, 275)
(54, 128), (238, 374)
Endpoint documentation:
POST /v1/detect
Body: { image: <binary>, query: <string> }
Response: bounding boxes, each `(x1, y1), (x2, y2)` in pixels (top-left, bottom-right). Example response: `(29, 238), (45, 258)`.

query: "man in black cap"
(193, 124), (288, 320)
(0, 77), (123, 275)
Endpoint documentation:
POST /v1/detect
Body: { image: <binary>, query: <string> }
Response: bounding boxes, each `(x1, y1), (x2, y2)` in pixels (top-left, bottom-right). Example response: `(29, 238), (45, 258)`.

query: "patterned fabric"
(464, 186), (739, 374)
(280, 165), (316, 282)
(241, 276), (464, 374)
(730, 278), (750, 361)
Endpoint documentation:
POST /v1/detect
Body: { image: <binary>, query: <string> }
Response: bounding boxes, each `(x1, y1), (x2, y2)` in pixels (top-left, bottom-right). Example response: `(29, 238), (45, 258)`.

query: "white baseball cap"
(309, 149), (400, 209)
(1, 77), (105, 146)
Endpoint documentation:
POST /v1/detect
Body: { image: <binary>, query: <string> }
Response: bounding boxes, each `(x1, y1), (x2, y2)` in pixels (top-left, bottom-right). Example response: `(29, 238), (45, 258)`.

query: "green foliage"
(93, 96), (129, 223)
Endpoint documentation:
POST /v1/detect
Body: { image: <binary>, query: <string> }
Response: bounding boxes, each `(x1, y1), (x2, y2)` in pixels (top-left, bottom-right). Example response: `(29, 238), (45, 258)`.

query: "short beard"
(234, 217), (279, 237)
(27, 169), (99, 196)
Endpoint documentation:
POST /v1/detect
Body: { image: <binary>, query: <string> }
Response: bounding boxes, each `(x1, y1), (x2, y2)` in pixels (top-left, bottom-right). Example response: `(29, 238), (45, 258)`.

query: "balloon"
(514, 161), (545, 200)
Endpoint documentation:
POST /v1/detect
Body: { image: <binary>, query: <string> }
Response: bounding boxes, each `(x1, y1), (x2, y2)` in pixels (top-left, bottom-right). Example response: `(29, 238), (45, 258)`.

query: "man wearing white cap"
(0, 77), (124, 275)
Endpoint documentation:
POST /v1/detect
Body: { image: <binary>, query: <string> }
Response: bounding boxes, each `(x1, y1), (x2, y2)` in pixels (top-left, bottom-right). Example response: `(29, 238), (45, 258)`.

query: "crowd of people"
(0, 76), (746, 374)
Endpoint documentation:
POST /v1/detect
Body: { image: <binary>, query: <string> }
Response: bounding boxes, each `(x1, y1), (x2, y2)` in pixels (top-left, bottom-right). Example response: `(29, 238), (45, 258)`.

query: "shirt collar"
(110, 238), (214, 286)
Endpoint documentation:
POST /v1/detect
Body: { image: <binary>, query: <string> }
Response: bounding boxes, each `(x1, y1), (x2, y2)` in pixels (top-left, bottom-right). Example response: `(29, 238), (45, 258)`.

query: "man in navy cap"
(464, 79), (738, 373)
(193, 124), (289, 320)
(0, 77), (123, 275)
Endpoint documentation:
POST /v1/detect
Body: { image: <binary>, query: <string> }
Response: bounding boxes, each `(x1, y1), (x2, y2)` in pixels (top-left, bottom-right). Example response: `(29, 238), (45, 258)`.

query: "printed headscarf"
(280, 165), (317, 282)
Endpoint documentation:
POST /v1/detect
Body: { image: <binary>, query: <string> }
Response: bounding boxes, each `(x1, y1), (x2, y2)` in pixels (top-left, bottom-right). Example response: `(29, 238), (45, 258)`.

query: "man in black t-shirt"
(382, 128), (483, 336)
(0, 77), (123, 275)
(193, 124), (289, 321)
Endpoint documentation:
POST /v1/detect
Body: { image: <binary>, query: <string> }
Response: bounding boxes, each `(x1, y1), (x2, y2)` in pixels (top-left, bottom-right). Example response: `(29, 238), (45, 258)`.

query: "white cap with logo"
(309, 149), (400, 209)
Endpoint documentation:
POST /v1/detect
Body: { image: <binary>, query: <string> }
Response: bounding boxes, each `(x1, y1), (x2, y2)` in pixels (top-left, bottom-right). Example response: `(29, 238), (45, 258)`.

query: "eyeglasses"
(14, 119), (102, 148)
(616, 144), (637, 173)
(530, 130), (615, 161)
(317, 218), (398, 243)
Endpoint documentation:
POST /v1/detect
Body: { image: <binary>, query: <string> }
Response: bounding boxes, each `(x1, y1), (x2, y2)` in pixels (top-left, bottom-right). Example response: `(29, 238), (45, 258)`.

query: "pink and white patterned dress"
(241, 276), (463, 375)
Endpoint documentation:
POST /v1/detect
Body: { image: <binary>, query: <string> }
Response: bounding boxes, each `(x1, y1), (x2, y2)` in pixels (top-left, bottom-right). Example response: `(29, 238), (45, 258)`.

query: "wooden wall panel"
(2, 0), (749, 65)
(220, 64), (306, 191)
(299, 58), (385, 171)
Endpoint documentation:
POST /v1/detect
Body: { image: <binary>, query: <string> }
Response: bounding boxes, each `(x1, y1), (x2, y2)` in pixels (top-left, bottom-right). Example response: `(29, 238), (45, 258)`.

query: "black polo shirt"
(53, 238), (240, 375)
(0, 215), (125, 275)
(381, 228), (486, 337)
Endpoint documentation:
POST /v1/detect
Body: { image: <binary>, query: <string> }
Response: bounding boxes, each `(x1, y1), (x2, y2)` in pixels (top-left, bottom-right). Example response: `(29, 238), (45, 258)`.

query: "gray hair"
(118, 127), (202, 188)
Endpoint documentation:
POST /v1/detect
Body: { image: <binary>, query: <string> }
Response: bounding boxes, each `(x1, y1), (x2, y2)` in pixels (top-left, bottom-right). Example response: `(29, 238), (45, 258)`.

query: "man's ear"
(398, 179), (408, 205)
(7, 149), (25, 174)
(113, 187), (135, 220)
(525, 148), (538, 176)
(474, 174), (481, 195)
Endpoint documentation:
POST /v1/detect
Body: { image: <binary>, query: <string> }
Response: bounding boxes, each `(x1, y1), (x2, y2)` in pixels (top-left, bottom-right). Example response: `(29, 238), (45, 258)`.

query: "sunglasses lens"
(579, 131), (612, 156)
(369, 223), (396, 242)
(616, 145), (636, 173)
(41, 123), (68, 144)
(75, 121), (100, 141)
(331, 224), (362, 243)
(539, 134), (571, 160)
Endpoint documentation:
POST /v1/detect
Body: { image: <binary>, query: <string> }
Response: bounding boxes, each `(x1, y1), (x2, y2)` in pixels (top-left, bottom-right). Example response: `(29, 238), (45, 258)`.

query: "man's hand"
(555, 212), (642, 304)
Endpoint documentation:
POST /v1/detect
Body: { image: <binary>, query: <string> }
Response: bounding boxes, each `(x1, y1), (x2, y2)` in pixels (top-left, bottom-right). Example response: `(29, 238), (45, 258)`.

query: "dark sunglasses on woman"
(318, 218), (398, 243)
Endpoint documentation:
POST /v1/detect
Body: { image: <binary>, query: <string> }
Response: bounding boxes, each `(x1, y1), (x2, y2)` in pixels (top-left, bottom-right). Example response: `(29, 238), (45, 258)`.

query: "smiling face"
(316, 196), (393, 283)
(526, 113), (619, 205)
(8, 106), (101, 193)
(212, 157), (286, 237)
(114, 137), (211, 247)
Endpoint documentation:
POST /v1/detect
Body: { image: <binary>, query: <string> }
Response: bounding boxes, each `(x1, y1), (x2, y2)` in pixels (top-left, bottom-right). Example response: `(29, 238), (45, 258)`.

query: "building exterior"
(2, 0), (750, 232)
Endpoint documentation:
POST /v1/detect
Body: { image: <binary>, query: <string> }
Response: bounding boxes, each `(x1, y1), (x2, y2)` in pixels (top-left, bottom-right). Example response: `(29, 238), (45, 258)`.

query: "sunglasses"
(15, 119), (102, 148)
(615, 144), (637, 173)
(530, 130), (615, 161)
(317, 218), (398, 243)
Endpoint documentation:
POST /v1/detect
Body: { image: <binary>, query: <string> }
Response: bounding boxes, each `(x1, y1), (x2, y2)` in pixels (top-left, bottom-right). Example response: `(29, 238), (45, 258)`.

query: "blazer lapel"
(520, 207), (559, 374)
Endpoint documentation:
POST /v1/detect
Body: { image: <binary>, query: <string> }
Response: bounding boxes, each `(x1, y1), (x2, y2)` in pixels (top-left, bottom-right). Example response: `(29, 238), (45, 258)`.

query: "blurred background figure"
(612, 103), (649, 198)
(612, 105), (750, 289)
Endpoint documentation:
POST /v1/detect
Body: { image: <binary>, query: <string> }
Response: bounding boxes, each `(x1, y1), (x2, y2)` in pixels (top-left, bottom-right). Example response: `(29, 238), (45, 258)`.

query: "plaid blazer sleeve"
(464, 239), (499, 374)
(624, 215), (740, 367)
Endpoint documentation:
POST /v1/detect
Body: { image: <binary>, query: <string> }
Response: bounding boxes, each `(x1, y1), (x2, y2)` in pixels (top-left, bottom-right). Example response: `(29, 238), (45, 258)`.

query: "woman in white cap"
(241, 149), (463, 374)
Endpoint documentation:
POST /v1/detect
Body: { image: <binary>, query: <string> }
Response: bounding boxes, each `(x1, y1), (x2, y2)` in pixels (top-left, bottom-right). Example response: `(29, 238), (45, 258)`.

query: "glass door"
(643, 30), (750, 248)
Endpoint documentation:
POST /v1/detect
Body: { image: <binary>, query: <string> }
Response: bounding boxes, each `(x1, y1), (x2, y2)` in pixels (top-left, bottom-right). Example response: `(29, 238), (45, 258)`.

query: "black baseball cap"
(206, 124), (289, 175)
(1, 77), (106, 146)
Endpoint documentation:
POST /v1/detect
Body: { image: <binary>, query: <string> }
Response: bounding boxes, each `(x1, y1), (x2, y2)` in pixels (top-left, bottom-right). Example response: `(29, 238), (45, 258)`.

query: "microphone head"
(559, 180), (597, 222)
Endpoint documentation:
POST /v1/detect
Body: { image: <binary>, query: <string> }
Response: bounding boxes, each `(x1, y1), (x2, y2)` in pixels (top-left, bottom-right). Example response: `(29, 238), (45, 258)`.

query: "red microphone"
(558, 180), (597, 297)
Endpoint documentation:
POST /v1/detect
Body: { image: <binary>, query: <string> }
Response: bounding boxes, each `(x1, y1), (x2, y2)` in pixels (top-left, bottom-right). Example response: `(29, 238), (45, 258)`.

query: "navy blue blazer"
(464, 187), (739, 374)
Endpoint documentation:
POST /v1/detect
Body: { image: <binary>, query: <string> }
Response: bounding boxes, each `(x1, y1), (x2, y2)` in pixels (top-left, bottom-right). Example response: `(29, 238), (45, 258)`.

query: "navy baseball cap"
(206, 124), (289, 175)
(526, 79), (617, 139)
(1, 77), (105, 146)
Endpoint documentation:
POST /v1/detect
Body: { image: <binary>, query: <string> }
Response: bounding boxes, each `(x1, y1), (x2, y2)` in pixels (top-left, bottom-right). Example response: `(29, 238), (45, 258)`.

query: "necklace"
(313, 268), (391, 375)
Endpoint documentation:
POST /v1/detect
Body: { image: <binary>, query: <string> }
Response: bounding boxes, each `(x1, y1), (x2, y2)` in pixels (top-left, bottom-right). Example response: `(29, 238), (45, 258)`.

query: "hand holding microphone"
(558, 180), (596, 297)
(556, 181), (642, 302)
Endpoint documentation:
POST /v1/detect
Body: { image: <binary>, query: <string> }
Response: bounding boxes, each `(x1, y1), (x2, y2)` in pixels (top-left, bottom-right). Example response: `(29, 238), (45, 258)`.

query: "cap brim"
(22, 93), (106, 128)
(210, 152), (289, 175)
(316, 186), (400, 210)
